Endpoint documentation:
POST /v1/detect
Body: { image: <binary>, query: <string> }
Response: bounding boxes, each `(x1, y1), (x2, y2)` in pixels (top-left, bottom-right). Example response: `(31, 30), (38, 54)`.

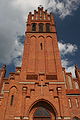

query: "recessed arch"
(9, 86), (18, 107)
(38, 35), (45, 38)
(30, 35), (36, 39)
(28, 36), (36, 72)
(46, 36), (52, 39)
(28, 99), (57, 120)
(9, 86), (18, 96)
(9, 86), (18, 91)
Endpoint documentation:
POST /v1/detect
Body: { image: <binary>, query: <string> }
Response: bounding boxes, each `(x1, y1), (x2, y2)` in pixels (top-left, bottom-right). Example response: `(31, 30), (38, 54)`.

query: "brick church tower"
(0, 6), (80, 120)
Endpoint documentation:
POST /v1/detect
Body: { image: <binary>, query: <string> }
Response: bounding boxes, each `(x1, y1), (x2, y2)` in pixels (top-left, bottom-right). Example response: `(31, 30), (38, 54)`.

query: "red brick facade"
(0, 7), (80, 120)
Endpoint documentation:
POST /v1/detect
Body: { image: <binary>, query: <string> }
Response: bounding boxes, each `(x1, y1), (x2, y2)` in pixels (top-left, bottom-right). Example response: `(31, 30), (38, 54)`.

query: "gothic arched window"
(32, 23), (36, 32)
(46, 23), (50, 32)
(39, 23), (44, 32)
(33, 107), (51, 120)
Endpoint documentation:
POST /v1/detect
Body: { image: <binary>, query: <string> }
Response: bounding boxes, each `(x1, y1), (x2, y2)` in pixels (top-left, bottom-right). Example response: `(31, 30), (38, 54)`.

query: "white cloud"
(61, 59), (69, 67)
(11, 0), (48, 14)
(47, 0), (80, 19)
(11, 39), (23, 66)
(58, 42), (77, 55)
(0, 0), (25, 66)
(66, 66), (75, 78)
(61, 59), (75, 77)
(0, 37), (23, 66)
(58, 42), (77, 77)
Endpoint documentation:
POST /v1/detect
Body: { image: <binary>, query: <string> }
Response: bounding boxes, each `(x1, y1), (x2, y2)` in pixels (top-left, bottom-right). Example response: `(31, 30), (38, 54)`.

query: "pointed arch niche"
(7, 86), (18, 116)
(9, 86), (18, 106)
(28, 100), (57, 120)
(46, 36), (56, 73)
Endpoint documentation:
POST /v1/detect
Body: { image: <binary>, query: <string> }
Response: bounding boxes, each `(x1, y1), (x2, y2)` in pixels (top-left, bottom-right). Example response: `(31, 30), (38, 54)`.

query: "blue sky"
(0, 0), (80, 77)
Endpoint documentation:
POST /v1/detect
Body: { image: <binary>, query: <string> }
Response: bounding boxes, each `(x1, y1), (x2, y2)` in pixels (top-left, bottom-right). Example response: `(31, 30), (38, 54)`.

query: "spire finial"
(38, 5), (43, 8)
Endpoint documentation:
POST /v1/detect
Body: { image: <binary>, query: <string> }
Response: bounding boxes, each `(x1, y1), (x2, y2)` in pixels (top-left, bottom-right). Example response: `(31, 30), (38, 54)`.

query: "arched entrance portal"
(29, 100), (56, 120)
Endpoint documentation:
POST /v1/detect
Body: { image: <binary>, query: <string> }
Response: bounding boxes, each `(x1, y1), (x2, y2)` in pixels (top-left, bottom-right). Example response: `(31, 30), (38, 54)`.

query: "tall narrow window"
(40, 11), (42, 20)
(68, 76), (73, 89)
(44, 14), (46, 20)
(36, 14), (38, 20)
(10, 95), (14, 106)
(68, 98), (72, 108)
(40, 11), (42, 16)
(39, 23), (44, 32)
(46, 23), (50, 32)
(32, 23), (36, 31)
(75, 98), (79, 108)
(0, 100), (1, 105)
(40, 43), (43, 50)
